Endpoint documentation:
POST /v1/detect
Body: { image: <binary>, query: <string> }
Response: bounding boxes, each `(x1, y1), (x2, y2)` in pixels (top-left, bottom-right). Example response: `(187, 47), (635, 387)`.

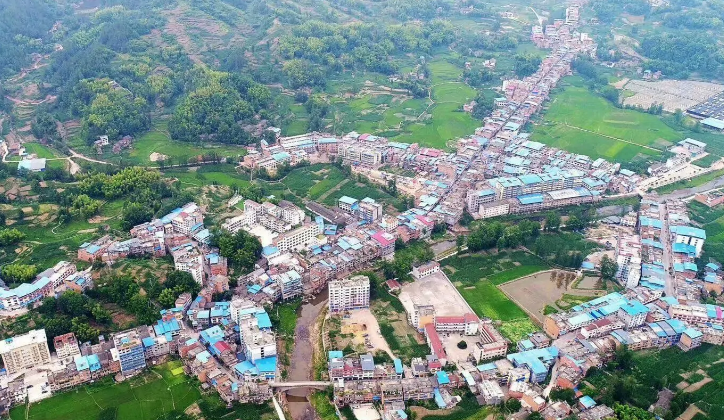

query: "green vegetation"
(310, 391), (338, 420)
(693, 154), (721, 168)
(654, 169), (724, 194)
(417, 391), (493, 420)
(532, 76), (683, 163)
(583, 345), (724, 420)
(9, 362), (201, 420)
(689, 201), (724, 264)
(442, 251), (543, 341)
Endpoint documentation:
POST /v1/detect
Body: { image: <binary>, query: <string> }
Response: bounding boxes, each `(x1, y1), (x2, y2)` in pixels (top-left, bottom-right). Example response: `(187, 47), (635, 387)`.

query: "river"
(286, 290), (328, 420)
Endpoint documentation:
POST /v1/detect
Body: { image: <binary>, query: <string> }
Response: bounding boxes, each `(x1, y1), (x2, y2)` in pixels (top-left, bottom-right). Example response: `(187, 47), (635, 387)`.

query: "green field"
(10, 362), (201, 420)
(163, 164), (251, 189)
(689, 201), (724, 263)
(442, 251), (547, 339)
(532, 76), (685, 162)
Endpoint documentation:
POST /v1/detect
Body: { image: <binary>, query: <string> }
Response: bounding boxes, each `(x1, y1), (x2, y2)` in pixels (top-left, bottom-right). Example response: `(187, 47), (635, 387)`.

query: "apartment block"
(329, 275), (371, 312)
(0, 329), (52, 375)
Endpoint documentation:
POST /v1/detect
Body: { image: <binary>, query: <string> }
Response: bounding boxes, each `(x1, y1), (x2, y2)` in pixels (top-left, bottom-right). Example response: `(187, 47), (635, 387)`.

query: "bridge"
(269, 381), (332, 390)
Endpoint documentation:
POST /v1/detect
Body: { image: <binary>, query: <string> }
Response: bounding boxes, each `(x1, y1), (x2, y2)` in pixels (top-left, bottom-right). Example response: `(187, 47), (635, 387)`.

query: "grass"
(457, 281), (528, 321)
(10, 362), (201, 420)
(497, 318), (538, 342)
(162, 164), (251, 189)
(322, 180), (403, 210)
(310, 391), (338, 420)
(693, 154), (721, 168)
(442, 251), (549, 285)
(689, 201), (724, 262)
(532, 76), (685, 163)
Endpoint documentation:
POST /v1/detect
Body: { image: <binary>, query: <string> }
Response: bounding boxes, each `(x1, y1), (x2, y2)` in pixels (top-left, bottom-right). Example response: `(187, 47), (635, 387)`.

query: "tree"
(70, 194), (101, 220)
(456, 340), (467, 349)
(600, 255), (619, 281)
(0, 228), (25, 246)
(1, 263), (37, 284)
(158, 288), (178, 308)
(549, 388), (576, 405)
(58, 291), (90, 317)
(71, 317), (99, 343)
(527, 412), (544, 420)
(120, 202), (154, 231)
(212, 228), (263, 272)
(504, 398), (521, 413)
(545, 212), (561, 231)
(91, 304), (112, 324)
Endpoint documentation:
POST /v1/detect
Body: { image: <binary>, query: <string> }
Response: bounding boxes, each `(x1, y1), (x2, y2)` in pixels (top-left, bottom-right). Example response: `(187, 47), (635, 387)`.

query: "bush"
(457, 340), (467, 349)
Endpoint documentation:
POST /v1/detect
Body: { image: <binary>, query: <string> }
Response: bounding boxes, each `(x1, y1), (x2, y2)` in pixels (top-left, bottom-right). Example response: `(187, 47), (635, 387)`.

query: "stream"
(286, 290), (327, 420)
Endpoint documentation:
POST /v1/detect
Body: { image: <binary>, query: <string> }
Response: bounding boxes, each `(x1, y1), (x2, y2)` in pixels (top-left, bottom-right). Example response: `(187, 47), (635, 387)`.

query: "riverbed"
(286, 291), (328, 420)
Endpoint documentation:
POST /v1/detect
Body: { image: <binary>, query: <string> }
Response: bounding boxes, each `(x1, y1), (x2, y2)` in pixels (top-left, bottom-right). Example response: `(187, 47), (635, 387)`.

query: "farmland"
(9, 362), (201, 420)
(584, 345), (724, 420)
(531, 76), (684, 163)
(442, 251), (548, 341)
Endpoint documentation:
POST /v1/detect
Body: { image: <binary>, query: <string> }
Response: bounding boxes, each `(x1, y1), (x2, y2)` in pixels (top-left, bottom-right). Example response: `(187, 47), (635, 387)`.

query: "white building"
(239, 317), (277, 362)
(274, 223), (319, 252)
(329, 275), (371, 312)
(412, 261), (441, 279)
(616, 301), (649, 329)
(0, 329), (52, 374)
(671, 226), (706, 257)
(479, 380), (504, 405)
(479, 201), (510, 219)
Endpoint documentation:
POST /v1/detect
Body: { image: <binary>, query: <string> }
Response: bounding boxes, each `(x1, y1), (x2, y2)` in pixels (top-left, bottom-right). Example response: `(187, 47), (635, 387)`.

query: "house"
(18, 158), (47, 172)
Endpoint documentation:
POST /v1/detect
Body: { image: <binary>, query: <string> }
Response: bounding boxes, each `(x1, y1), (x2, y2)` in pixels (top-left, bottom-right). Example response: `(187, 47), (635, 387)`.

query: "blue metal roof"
(517, 193), (544, 205)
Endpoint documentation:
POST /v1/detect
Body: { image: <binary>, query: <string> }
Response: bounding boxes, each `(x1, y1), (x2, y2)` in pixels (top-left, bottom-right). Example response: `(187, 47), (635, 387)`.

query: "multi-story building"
(239, 311), (276, 362)
(337, 196), (359, 214)
(329, 275), (371, 312)
(53, 333), (81, 360)
(616, 301), (649, 329)
(112, 329), (146, 376)
(412, 261), (441, 279)
(479, 201), (510, 219)
(0, 329), (52, 374)
(359, 198), (383, 222)
(670, 226), (706, 257)
(466, 189), (496, 213)
(273, 223), (319, 252)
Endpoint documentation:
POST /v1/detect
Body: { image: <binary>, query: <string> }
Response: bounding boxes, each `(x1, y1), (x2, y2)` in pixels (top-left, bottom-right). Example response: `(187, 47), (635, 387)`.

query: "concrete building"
(479, 380), (504, 405)
(112, 329), (147, 376)
(479, 201), (510, 219)
(329, 275), (371, 312)
(0, 330), (52, 375)
(53, 333), (81, 360)
(274, 223), (319, 252)
(412, 261), (440, 280)
(670, 226), (706, 257)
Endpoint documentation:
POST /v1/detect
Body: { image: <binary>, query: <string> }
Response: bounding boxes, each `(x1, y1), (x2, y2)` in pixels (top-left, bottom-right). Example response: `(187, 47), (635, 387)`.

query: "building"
(53, 333), (81, 360)
(412, 261), (440, 279)
(479, 201), (510, 219)
(18, 158), (47, 172)
(112, 329), (147, 376)
(338, 196), (359, 214)
(274, 223), (319, 252)
(617, 300), (649, 329)
(479, 380), (504, 405)
(329, 275), (371, 312)
(0, 329), (52, 375)
(670, 226), (706, 257)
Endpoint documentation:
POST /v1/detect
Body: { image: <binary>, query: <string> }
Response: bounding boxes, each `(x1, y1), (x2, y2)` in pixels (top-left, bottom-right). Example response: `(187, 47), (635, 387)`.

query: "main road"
(659, 201), (676, 297)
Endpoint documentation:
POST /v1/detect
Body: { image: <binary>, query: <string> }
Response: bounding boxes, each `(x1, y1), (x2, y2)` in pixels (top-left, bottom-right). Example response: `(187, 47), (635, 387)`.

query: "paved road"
(658, 175), (724, 202)
(659, 202), (676, 297)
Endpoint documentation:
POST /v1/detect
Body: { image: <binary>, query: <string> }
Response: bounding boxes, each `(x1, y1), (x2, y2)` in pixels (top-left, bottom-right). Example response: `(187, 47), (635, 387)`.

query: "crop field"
(532, 77), (685, 163)
(163, 164), (251, 189)
(586, 345), (724, 419)
(689, 201), (724, 262)
(442, 251), (547, 339)
(279, 164), (346, 200)
(10, 362), (201, 420)
(323, 54), (483, 149)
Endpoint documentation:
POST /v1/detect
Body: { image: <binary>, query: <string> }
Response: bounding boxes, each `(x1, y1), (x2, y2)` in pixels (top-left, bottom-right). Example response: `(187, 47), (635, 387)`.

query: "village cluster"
(239, 5), (712, 229)
(3, 1), (724, 420)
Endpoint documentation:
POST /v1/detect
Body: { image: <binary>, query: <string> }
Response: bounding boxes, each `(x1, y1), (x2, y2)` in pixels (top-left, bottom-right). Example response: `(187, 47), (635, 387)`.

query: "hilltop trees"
(169, 70), (274, 144)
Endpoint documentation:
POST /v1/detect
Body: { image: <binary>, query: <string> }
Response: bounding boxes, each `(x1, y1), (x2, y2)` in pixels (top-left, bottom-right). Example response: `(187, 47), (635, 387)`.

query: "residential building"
(112, 329), (146, 376)
(329, 275), (371, 312)
(0, 329), (52, 375)
(53, 333), (81, 360)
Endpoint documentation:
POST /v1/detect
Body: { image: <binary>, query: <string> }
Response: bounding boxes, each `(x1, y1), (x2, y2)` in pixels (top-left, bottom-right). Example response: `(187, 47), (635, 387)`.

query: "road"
(659, 201), (676, 297)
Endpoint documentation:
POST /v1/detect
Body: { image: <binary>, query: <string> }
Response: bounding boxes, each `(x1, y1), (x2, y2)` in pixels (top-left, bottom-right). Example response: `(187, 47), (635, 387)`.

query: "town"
(4, 0), (724, 420)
